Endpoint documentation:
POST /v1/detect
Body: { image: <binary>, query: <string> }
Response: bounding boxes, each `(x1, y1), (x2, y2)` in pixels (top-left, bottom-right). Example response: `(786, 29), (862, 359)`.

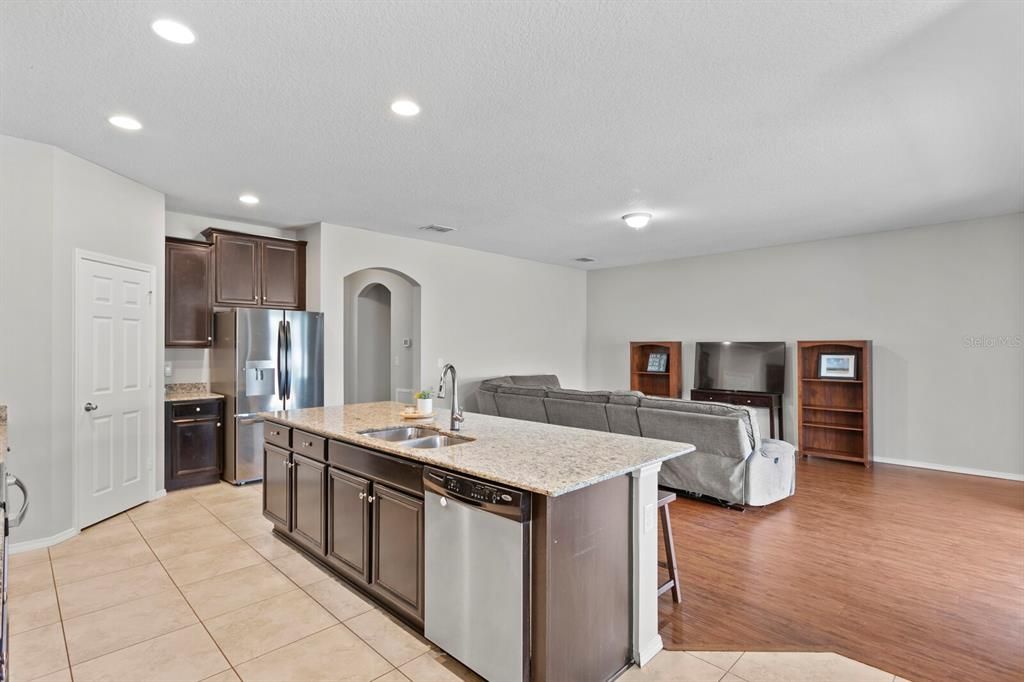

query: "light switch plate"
(163, 363), (173, 378)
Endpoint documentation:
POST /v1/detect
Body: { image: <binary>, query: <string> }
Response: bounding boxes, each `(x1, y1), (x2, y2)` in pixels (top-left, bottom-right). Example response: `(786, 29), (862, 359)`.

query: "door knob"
(84, 402), (99, 412)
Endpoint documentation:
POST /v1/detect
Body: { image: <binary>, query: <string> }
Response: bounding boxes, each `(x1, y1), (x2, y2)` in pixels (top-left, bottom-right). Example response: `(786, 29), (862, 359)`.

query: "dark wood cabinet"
(291, 453), (327, 554)
(261, 241), (303, 308)
(327, 468), (372, 581)
(211, 232), (261, 306)
(164, 399), (223, 491)
(263, 443), (291, 529)
(372, 484), (424, 618)
(202, 228), (305, 310)
(165, 239), (213, 347)
(263, 423), (425, 626)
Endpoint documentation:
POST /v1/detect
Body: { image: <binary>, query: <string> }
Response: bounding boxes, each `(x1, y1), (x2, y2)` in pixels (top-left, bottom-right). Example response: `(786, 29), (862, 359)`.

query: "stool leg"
(659, 503), (682, 603)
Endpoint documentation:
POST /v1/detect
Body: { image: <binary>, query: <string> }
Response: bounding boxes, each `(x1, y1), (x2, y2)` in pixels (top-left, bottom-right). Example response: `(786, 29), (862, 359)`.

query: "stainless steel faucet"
(438, 363), (465, 432)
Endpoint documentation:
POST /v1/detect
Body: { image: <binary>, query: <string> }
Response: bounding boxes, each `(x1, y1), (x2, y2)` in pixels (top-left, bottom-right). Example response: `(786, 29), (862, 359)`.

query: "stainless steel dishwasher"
(423, 467), (530, 682)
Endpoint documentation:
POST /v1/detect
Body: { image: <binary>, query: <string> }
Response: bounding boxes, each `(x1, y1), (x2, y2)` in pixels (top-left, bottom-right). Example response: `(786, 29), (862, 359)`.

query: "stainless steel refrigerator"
(212, 309), (325, 484)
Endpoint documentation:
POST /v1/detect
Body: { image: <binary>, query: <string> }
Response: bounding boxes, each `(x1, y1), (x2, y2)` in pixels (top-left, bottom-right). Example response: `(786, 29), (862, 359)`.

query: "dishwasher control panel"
(424, 468), (528, 520)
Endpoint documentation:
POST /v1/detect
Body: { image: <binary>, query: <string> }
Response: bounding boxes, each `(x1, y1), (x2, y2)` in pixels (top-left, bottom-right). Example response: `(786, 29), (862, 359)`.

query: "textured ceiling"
(2, 0), (1021, 268)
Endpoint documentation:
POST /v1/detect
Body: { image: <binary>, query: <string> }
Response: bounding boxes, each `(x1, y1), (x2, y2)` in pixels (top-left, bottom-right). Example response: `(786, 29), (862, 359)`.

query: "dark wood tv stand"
(689, 389), (785, 440)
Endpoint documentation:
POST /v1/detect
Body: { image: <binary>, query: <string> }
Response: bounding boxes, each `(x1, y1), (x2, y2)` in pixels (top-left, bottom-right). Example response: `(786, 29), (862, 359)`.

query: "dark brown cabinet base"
(165, 399), (224, 491)
(262, 422), (424, 627)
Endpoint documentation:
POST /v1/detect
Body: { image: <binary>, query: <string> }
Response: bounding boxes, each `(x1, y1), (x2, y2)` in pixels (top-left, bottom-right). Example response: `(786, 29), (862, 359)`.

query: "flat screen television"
(695, 341), (786, 394)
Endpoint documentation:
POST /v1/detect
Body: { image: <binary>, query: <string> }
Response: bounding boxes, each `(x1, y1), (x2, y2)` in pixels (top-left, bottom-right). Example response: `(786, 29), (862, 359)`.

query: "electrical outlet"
(163, 363), (173, 378)
(645, 503), (656, 533)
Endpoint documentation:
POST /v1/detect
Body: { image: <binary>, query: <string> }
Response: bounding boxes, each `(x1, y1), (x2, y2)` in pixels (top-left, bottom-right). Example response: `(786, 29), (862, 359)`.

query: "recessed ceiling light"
(391, 99), (421, 117)
(574, 257), (596, 263)
(108, 115), (142, 131)
(152, 19), (195, 44)
(239, 194), (260, 205)
(622, 212), (652, 229)
(418, 224), (456, 233)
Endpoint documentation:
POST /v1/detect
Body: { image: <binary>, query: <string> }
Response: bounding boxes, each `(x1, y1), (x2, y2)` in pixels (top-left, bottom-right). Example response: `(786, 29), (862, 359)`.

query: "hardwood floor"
(658, 457), (1024, 682)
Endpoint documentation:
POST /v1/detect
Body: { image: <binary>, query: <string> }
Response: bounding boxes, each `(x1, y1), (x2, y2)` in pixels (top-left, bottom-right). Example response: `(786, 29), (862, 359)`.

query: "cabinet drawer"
(292, 430), (326, 460)
(171, 400), (222, 420)
(265, 422), (292, 449)
(328, 440), (423, 497)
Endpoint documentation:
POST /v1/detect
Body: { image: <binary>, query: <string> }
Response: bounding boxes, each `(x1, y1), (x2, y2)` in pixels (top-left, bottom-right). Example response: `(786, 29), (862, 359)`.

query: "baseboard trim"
(874, 457), (1024, 481)
(11, 527), (79, 554)
(151, 488), (167, 500)
(636, 634), (665, 667)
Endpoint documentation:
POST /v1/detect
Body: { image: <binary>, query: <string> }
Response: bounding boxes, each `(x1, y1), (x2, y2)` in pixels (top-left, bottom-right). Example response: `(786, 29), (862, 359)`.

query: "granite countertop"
(261, 402), (695, 497)
(165, 383), (224, 402)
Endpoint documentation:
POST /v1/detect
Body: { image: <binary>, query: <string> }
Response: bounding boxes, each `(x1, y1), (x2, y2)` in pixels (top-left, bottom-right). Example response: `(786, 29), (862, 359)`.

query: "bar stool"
(657, 489), (681, 603)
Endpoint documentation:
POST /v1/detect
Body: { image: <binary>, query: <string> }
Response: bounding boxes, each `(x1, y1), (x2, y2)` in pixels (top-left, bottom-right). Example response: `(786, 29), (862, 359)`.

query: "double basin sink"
(361, 426), (471, 449)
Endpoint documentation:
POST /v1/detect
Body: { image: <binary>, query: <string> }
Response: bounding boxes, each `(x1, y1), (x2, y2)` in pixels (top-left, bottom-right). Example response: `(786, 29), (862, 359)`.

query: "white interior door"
(75, 253), (154, 527)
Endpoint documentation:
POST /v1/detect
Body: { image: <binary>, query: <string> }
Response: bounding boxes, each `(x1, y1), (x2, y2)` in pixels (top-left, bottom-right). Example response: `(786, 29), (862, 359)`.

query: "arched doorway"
(343, 268), (421, 404)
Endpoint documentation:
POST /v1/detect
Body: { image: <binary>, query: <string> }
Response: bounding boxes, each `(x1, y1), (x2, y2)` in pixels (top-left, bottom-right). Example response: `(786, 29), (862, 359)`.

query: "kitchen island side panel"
(531, 474), (632, 682)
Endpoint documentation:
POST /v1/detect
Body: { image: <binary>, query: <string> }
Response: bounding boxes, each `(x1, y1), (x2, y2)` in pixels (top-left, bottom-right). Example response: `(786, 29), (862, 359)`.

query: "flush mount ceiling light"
(574, 257), (596, 263)
(238, 194), (260, 205)
(152, 19), (195, 44)
(391, 99), (421, 117)
(108, 115), (142, 130)
(622, 212), (652, 230)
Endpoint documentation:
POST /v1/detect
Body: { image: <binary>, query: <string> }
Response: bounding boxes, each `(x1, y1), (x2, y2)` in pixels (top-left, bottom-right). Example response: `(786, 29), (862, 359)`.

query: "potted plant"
(415, 389), (434, 415)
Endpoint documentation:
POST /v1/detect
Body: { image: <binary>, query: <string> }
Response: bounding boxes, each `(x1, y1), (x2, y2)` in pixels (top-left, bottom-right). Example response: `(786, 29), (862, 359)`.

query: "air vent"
(574, 257), (596, 263)
(419, 224), (457, 234)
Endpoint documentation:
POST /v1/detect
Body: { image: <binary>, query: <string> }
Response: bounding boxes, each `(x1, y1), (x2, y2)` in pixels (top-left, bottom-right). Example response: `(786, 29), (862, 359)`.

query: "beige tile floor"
(9, 481), (906, 682)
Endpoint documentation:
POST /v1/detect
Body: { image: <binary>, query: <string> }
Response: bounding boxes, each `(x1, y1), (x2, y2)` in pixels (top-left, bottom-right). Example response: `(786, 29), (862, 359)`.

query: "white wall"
(0, 135), (165, 544)
(587, 213), (1024, 478)
(312, 223), (588, 410)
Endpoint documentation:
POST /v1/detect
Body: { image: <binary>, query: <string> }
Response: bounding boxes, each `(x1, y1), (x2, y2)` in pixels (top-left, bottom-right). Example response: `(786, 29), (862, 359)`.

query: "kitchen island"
(260, 402), (694, 682)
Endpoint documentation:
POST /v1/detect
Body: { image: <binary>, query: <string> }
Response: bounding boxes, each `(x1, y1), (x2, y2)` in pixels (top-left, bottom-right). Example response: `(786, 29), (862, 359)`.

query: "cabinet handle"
(367, 496), (375, 504)
(302, 441), (312, 447)
(216, 422), (221, 427)
(207, 336), (212, 342)
(196, 407), (201, 412)
(358, 492), (366, 500)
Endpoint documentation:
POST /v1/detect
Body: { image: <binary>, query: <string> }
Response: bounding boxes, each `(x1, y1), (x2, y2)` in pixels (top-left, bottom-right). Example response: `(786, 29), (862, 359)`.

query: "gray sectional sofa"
(476, 375), (796, 507)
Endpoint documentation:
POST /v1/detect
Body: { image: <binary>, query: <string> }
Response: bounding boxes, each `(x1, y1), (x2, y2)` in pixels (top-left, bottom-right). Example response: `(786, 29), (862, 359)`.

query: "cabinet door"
(327, 468), (371, 582)
(214, 234), (261, 306)
(166, 417), (221, 490)
(261, 241), (304, 309)
(165, 241), (212, 347)
(263, 443), (291, 529)
(291, 453), (327, 554)
(372, 484), (424, 618)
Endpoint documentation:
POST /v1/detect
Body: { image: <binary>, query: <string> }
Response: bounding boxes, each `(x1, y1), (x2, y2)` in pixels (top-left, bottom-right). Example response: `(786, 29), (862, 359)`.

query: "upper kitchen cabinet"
(202, 228), (306, 310)
(165, 238), (213, 347)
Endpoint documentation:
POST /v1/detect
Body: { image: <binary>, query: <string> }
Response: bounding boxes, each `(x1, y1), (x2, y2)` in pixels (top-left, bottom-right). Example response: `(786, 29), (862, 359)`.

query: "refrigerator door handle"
(284, 320), (292, 400)
(276, 320), (286, 399)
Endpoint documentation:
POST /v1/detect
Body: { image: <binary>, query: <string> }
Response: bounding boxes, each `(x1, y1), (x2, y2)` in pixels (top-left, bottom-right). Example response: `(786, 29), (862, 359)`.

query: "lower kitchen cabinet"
(291, 453), (327, 554)
(327, 468), (372, 581)
(263, 444), (291, 529)
(262, 424), (425, 626)
(165, 399), (223, 491)
(372, 484), (424, 618)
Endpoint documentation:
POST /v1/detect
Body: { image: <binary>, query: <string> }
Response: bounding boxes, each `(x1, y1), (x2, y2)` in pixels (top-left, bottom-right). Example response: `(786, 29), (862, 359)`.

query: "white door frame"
(72, 249), (158, 530)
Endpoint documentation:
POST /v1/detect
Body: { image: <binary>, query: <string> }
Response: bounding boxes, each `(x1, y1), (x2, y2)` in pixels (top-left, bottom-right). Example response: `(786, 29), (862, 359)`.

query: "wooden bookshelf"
(629, 341), (682, 398)
(797, 340), (873, 467)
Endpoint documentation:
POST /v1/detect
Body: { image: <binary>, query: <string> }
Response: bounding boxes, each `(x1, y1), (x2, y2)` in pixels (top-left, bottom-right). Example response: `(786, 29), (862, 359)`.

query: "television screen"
(695, 342), (786, 394)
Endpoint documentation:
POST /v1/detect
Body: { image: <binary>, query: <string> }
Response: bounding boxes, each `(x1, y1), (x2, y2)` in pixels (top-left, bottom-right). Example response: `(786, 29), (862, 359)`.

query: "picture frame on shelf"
(818, 353), (857, 379)
(647, 351), (669, 372)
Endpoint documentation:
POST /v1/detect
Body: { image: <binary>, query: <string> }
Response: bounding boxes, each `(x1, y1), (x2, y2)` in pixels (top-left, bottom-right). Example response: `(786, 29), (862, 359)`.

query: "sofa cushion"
(637, 408), (751, 460)
(494, 384), (548, 422)
(544, 398), (610, 431)
(545, 388), (611, 403)
(509, 374), (561, 388)
(479, 377), (513, 391)
(639, 398), (760, 451)
(607, 403), (642, 436)
(609, 391), (644, 406)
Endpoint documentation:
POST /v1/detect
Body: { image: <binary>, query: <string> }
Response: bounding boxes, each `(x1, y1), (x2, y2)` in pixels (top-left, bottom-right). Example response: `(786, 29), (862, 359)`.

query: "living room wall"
(586, 212), (1024, 479)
